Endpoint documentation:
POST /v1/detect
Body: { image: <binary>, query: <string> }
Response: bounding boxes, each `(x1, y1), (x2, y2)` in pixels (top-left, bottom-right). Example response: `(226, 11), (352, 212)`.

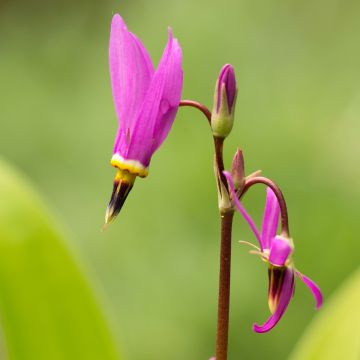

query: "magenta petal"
(109, 14), (154, 132)
(296, 271), (323, 309)
(254, 267), (295, 333)
(223, 171), (262, 246)
(269, 236), (292, 267)
(261, 188), (280, 250)
(151, 30), (183, 151)
(125, 29), (183, 166)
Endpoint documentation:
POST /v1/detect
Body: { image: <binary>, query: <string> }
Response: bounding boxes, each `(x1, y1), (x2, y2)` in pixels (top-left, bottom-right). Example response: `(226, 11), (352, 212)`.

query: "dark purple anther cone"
(217, 64), (236, 112)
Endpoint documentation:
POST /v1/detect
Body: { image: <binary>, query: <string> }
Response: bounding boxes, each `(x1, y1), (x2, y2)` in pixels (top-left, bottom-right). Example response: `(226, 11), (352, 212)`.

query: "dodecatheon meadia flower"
(211, 64), (237, 138)
(223, 171), (323, 333)
(105, 14), (183, 224)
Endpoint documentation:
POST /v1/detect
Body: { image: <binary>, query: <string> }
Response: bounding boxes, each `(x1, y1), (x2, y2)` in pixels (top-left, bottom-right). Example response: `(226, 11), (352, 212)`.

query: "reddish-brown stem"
(213, 137), (233, 360)
(179, 98), (233, 360)
(242, 176), (290, 237)
(215, 210), (234, 360)
(179, 100), (212, 124)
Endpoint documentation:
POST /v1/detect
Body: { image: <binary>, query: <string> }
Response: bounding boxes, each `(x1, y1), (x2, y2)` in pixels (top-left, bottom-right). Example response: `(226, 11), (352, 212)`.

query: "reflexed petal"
(296, 271), (323, 309)
(223, 171), (262, 246)
(268, 265), (286, 313)
(125, 29), (183, 166)
(269, 236), (292, 267)
(151, 31), (183, 151)
(261, 188), (280, 250)
(109, 14), (154, 133)
(254, 267), (295, 333)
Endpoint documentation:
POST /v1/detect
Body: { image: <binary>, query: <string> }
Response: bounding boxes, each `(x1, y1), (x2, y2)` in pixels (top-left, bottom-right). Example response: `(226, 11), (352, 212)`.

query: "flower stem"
(242, 176), (290, 237)
(213, 135), (234, 360)
(179, 99), (234, 359)
(215, 209), (234, 360)
(213, 137), (228, 192)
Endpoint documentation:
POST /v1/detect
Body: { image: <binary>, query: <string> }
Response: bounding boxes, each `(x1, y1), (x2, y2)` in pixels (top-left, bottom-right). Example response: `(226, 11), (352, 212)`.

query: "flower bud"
(211, 64), (237, 138)
(231, 148), (245, 191)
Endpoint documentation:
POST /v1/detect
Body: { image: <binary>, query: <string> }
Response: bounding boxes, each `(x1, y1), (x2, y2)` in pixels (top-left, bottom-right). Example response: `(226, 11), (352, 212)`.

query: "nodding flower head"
(105, 14), (183, 224)
(211, 64), (237, 138)
(223, 171), (323, 333)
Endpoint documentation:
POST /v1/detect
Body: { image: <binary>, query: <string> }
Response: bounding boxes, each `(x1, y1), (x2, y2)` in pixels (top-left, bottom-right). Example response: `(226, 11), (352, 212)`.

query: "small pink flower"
(105, 14), (183, 224)
(224, 171), (323, 333)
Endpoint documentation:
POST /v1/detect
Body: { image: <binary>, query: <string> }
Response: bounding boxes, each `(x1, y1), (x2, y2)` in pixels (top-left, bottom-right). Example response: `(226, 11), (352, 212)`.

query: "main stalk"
(215, 210), (234, 360)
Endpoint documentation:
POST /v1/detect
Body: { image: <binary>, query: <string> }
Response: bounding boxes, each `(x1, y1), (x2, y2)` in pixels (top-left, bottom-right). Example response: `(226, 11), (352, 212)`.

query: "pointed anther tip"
(104, 170), (135, 225)
(104, 207), (115, 226)
(104, 207), (118, 227)
(104, 198), (123, 226)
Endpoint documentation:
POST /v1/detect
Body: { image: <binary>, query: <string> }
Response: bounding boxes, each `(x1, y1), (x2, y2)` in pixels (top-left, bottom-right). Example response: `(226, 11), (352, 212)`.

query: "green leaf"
(289, 269), (360, 360)
(0, 159), (120, 360)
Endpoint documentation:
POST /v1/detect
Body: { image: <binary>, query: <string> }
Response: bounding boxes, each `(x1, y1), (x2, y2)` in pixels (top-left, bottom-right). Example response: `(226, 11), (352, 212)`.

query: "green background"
(0, 0), (359, 359)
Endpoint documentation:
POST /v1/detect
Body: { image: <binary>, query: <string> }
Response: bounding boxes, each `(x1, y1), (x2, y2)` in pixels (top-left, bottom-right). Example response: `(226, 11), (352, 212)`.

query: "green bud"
(231, 148), (245, 191)
(211, 64), (238, 138)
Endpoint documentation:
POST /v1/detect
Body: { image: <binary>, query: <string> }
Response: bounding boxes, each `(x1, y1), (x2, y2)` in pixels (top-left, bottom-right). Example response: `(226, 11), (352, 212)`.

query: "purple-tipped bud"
(217, 64), (236, 111)
(211, 64), (237, 138)
(231, 148), (245, 191)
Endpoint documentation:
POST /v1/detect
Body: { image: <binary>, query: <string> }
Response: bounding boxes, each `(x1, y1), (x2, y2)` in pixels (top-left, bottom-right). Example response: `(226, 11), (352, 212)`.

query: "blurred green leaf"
(290, 269), (360, 360)
(0, 159), (120, 360)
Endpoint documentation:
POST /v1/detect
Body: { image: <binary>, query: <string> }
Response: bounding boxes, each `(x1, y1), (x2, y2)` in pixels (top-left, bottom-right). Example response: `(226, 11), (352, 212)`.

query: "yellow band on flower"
(111, 153), (149, 178)
(114, 169), (137, 185)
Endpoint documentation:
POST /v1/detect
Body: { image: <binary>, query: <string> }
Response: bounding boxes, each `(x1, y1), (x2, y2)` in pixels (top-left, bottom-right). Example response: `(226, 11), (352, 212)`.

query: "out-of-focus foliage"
(0, 0), (359, 359)
(290, 268), (360, 360)
(0, 159), (120, 360)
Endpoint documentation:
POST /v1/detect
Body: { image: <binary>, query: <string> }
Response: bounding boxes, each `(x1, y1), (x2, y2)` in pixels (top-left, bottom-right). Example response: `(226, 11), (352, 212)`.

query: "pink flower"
(223, 171), (323, 333)
(105, 14), (183, 224)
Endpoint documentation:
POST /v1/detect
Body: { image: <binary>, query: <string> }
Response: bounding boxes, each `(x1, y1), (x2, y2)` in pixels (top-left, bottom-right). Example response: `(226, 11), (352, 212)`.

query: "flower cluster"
(104, 13), (322, 340)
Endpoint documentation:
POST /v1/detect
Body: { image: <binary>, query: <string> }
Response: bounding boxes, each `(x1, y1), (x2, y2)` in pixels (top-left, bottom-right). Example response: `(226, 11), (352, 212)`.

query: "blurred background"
(0, 0), (359, 359)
